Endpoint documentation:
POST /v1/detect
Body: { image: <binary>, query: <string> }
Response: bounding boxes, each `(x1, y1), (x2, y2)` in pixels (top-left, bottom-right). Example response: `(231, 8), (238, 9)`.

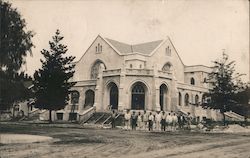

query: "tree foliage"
(0, 0), (34, 72)
(33, 30), (75, 122)
(0, 0), (34, 110)
(204, 53), (249, 123)
(231, 87), (250, 117)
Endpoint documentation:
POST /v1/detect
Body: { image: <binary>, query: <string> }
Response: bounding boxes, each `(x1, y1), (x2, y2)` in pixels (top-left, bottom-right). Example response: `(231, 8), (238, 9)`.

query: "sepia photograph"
(0, 0), (250, 157)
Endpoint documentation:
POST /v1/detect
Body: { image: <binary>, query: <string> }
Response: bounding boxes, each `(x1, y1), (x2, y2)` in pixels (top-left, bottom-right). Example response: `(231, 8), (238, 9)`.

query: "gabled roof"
(105, 38), (163, 55)
(105, 38), (132, 54)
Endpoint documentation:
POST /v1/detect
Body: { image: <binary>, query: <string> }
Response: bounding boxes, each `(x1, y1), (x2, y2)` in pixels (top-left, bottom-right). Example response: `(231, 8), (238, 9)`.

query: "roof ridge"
(105, 37), (164, 55)
(132, 39), (163, 46)
(105, 37), (163, 46)
(105, 38), (131, 46)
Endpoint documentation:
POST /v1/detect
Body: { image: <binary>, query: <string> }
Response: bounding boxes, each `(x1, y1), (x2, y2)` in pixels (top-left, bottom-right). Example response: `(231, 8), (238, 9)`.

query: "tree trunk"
(49, 110), (52, 123)
(222, 112), (226, 126)
(27, 105), (30, 118)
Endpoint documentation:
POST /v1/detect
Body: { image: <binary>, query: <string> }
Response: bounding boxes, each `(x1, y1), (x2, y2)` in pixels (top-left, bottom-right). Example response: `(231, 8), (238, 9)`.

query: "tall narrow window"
(166, 46), (171, 56)
(159, 84), (168, 111)
(131, 83), (145, 110)
(96, 43), (102, 53)
(195, 95), (199, 106)
(204, 78), (207, 83)
(109, 83), (119, 110)
(84, 90), (95, 107)
(191, 77), (195, 85)
(179, 92), (182, 106)
(185, 93), (189, 106)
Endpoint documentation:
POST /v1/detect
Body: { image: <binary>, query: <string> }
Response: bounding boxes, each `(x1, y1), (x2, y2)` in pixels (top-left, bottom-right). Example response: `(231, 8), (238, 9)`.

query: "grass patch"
(0, 143), (5, 146)
(53, 138), (105, 144)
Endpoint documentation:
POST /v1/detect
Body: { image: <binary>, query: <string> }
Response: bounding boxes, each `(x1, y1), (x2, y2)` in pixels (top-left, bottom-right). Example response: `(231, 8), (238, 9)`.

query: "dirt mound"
(0, 134), (53, 144)
(223, 124), (250, 133)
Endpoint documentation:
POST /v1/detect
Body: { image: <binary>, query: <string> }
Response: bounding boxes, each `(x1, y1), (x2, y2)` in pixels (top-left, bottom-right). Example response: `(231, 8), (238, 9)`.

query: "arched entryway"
(178, 92), (182, 106)
(185, 93), (189, 106)
(131, 82), (146, 110)
(84, 90), (95, 107)
(159, 84), (168, 111)
(109, 82), (119, 110)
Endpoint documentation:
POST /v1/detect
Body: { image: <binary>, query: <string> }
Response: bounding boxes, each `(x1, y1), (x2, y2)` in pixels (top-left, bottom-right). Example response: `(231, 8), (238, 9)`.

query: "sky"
(10, 0), (249, 81)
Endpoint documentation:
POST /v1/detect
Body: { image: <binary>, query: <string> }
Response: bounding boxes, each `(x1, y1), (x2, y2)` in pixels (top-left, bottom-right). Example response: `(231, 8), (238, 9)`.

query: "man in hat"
(131, 111), (137, 130)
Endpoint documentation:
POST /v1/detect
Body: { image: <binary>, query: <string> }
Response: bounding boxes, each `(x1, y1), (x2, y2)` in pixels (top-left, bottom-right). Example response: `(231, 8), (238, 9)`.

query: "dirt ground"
(1, 122), (250, 158)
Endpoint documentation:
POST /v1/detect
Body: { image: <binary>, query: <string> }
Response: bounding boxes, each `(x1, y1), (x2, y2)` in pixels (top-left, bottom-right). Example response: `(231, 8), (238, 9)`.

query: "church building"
(55, 35), (222, 122)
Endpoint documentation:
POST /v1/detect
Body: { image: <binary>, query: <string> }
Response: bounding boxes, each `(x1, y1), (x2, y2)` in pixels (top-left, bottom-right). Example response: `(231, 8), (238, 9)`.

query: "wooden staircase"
(83, 112), (124, 127)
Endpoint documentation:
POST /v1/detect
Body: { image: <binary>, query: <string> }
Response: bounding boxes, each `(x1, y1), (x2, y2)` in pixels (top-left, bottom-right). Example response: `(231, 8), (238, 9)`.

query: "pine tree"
(33, 30), (76, 122)
(0, 1), (34, 110)
(204, 53), (248, 125)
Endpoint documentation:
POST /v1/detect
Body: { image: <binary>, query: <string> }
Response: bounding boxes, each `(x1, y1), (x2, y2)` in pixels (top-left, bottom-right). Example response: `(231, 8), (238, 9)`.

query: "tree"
(0, 0), (34, 110)
(33, 30), (76, 122)
(203, 53), (248, 125)
(232, 86), (250, 117)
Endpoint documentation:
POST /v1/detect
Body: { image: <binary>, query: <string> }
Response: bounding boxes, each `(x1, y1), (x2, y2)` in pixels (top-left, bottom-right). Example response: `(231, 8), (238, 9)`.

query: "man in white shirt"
(143, 110), (148, 130)
(172, 112), (178, 131)
(155, 111), (162, 131)
(124, 110), (131, 130)
(166, 112), (173, 131)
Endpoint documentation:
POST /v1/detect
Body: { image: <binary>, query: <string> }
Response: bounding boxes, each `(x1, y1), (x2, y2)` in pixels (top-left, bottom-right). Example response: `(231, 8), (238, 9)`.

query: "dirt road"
(1, 122), (250, 158)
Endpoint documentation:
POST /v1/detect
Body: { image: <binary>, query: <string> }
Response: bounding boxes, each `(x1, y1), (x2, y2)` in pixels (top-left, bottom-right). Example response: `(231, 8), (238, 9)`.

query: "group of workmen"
(111, 109), (193, 131)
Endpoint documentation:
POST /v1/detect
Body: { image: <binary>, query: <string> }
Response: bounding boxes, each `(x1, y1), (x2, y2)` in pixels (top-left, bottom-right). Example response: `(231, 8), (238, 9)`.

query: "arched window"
(166, 46), (171, 56)
(130, 64), (133, 68)
(109, 82), (119, 110)
(131, 82), (146, 110)
(132, 84), (144, 93)
(159, 84), (168, 111)
(90, 60), (106, 79)
(162, 62), (172, 71)
(185, 93), (189, 106)
(96, 43), (102, 53)
(179, 92), (182, 106)
(71, 91), (80, 104)
(84, 90), (95, 107)
(204, 78), (207, 83)
(195, 95), (199, 106)
(191, 77), (195, 85)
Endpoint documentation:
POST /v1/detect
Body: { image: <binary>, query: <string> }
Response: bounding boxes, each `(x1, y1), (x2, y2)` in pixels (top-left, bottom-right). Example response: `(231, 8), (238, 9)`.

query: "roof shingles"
(105, 38), (163, 55)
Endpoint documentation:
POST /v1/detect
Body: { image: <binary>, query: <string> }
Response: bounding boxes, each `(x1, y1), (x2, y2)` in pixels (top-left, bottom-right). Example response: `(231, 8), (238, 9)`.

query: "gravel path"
(1, 122), (250, 158)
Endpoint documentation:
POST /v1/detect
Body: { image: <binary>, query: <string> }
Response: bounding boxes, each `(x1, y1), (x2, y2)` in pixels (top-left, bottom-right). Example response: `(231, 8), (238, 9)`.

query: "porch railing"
(79, 106), (96, 123)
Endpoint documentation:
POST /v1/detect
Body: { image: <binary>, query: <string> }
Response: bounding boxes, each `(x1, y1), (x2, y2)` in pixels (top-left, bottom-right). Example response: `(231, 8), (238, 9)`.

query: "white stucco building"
(55, 35), (222, 122)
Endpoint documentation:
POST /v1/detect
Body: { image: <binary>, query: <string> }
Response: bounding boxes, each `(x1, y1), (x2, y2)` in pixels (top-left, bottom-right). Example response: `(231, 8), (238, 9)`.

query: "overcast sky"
(10, 0), (249, 81)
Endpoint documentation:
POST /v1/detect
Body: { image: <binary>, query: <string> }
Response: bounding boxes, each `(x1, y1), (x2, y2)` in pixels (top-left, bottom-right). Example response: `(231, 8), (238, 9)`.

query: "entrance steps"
(83, 112), (124, 127)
